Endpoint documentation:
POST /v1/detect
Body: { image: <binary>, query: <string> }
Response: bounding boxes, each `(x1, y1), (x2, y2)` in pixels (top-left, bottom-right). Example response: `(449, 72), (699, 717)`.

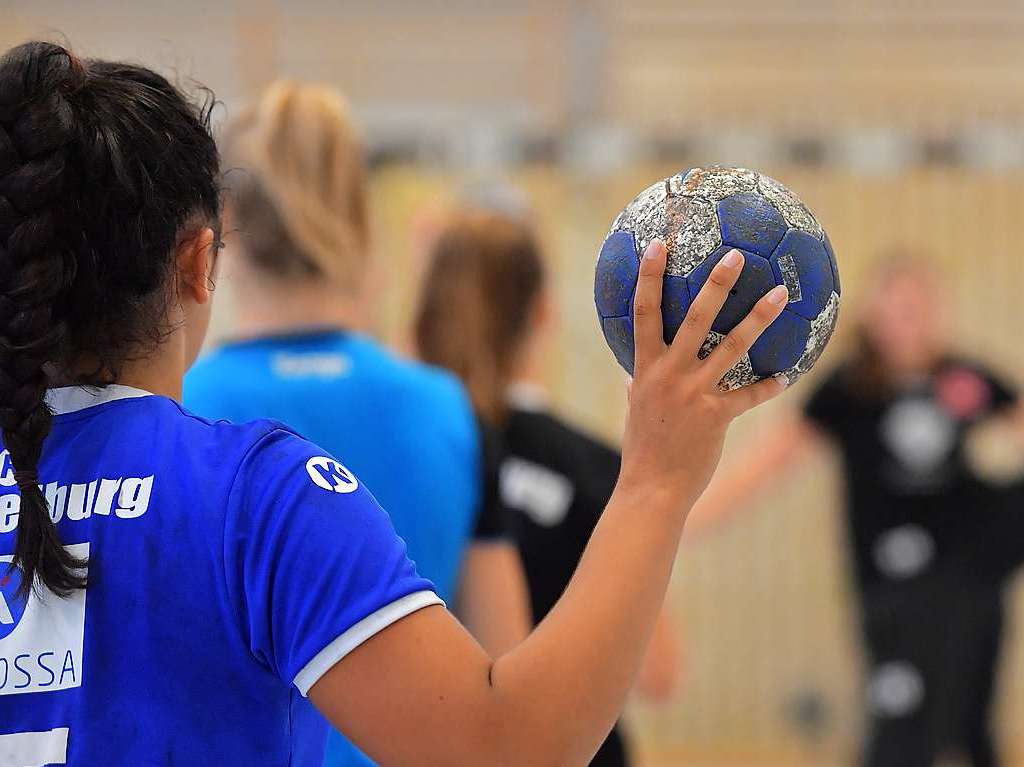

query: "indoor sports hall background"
(4, 1), (1024, 764)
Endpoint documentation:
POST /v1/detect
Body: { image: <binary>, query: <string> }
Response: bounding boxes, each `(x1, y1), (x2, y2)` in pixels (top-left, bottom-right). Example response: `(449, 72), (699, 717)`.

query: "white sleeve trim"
(293, 590), (444, 696)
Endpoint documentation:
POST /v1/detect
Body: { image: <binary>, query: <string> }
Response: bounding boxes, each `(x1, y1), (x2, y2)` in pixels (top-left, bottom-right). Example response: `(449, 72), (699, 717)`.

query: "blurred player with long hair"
(690, 255), (1024, 767)
(415, 208), (681, 767)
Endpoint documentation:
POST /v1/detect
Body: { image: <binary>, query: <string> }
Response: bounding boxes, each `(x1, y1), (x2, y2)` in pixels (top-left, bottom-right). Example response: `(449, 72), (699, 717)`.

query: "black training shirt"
(500, 407), (621, 621)
(803, 357), (1017, 589)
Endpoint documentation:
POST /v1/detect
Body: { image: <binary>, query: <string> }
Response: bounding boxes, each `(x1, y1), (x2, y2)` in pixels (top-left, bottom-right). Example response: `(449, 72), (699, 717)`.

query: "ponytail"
(415, 210), (545, 423)
(0, 43), (87, 598)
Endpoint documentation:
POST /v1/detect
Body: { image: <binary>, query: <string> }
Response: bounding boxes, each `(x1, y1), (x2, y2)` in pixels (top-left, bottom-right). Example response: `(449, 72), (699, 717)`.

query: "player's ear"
(177, 226), (217, 305)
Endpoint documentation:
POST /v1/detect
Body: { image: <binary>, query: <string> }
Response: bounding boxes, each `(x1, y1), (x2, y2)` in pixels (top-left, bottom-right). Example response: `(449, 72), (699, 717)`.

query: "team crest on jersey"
(0, 543), (88, 696)
(0, 563), (27, 641)
(305, 457), (359, 494)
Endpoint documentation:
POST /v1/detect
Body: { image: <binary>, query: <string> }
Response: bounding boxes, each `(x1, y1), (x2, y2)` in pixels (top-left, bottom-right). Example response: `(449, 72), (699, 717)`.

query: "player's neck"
(230, 274), (367, 341)
(54, 336), (190, 403)
(53, 305), (193, 402)
(885, 347), (942, 383)
(117, 353), (186, 402)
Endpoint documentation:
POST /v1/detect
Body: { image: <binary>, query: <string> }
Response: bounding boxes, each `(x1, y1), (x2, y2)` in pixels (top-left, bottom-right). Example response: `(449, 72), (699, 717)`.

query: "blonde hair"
(223, 81), (369, 291)
(415, 210), (545, 423)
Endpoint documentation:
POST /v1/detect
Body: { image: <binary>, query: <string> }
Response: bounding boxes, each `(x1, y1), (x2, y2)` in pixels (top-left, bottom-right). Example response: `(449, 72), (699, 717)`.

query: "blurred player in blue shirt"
(184, 82), (531, 766)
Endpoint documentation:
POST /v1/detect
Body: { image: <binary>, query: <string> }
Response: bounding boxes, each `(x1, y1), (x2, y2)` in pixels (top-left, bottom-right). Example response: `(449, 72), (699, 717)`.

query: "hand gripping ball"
(595, 166), (840, 388)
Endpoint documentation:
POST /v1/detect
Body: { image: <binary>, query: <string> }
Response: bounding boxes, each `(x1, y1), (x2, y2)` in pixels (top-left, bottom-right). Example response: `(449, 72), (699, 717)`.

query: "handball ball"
(595, 166), (840, 389)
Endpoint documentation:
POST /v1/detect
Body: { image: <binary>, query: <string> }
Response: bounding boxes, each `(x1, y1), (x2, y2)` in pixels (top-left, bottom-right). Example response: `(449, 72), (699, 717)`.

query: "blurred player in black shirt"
(415, 209), (680, 767)
(500, 383), (621, 622)
(690, 257), (1024, 767)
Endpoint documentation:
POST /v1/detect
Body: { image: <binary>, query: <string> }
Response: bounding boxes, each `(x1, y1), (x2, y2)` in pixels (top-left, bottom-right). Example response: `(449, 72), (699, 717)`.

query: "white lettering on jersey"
(44, 482), (67, 523)
(0, 475), (154, 531)
(272, 352), (351, 379)
(0, 496), (18, 534)
(305, 457), (359, 494)
(65, 482), (98, 521)
(0, 543), (88, 696)
(499, 458), (574, 527)
(0, 451), (15, 487)
(92, 478), (122, 516)
(116, 476), (153, 519)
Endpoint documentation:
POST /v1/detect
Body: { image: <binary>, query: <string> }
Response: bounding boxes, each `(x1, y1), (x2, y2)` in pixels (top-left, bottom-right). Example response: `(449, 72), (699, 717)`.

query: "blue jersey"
(0, 386), (440, 766)
(185, 331), (480, 606)
(184, 330), (482, 767)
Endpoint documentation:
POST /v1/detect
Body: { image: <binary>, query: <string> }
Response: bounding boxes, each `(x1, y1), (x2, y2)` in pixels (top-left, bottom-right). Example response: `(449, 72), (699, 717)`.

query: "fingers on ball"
(632, 240), (668, 370)
(704, 284), (789, 382)
(676, 249), (744, 354)
(706, 248), (744, 288)
(725, 374), (787, 415)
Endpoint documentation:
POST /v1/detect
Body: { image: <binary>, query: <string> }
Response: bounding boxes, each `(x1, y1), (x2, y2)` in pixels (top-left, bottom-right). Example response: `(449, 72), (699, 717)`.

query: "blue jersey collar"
(46, 385), (155, 415)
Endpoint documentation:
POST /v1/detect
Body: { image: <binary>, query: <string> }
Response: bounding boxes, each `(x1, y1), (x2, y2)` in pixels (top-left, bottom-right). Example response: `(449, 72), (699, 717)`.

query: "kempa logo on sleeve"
(0, 543), (88, 696)
(305, 457), (359, 494)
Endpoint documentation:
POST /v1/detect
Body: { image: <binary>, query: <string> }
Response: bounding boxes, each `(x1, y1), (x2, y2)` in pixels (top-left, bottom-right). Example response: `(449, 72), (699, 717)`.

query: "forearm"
(487, 480), (686, 765)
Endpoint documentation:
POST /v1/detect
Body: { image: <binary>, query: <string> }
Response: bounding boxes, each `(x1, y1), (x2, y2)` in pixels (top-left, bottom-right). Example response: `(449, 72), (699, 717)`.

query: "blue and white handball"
(595, 166), (840, 389)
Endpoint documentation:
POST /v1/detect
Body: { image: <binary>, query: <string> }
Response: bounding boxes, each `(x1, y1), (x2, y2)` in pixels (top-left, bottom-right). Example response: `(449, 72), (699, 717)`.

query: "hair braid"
(0, 43), (88, 598)
(0, 40), (222, 599)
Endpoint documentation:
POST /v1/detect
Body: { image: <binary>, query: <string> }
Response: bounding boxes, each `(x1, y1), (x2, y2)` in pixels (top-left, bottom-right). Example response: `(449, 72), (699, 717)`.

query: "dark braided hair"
(0, 41), (221, 598)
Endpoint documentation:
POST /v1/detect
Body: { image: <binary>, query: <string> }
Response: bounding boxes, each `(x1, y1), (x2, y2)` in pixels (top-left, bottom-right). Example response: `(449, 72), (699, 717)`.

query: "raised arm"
(684, 414), (825, 539)
(310, 242), (789, 766)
